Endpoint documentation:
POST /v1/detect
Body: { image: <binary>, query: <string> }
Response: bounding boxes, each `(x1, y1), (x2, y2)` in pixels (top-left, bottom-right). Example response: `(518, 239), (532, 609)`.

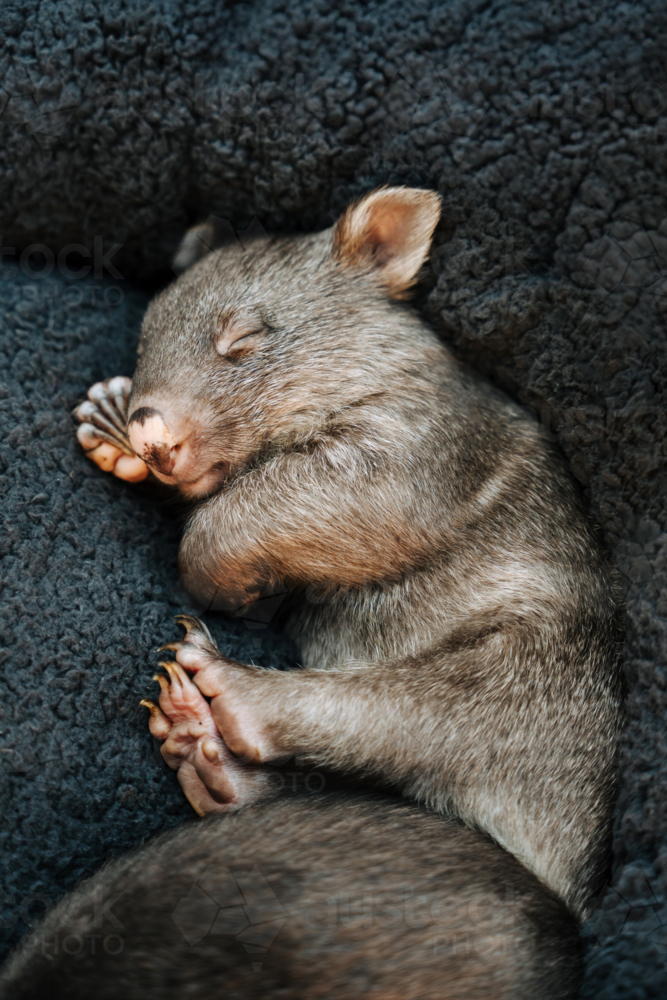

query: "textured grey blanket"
(1, 1), (666, 995)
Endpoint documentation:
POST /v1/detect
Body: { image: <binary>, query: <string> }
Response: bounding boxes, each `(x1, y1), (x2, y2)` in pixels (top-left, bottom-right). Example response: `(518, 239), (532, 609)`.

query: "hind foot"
(74, 376), (149, 482)
(142, 633), (274, 815)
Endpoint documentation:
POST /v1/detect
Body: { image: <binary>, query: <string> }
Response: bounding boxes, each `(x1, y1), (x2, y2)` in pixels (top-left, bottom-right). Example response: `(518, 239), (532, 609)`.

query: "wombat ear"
(332, 187), (441, 298)
(172, 220), (219, 274)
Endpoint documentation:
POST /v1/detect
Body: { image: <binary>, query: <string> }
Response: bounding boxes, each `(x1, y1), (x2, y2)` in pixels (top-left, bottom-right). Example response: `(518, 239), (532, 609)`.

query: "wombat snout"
(128, 406), (179, 476)
(126, 396), (231, 497)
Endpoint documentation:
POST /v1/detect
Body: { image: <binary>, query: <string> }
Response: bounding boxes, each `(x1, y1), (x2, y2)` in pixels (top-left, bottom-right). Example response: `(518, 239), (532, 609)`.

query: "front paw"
(142, 618), (274, 814)
(74, 376), (149, 482)
(161, 616), (286, 765)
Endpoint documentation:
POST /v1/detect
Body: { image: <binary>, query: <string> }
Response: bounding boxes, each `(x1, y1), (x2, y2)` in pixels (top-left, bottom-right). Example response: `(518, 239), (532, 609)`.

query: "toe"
(87, 381), (126, 428)
(75, 400), (127, 443)
(77, 416), (144, 478)
(190, 736), (274, 808)
(175, 760), (229, 816)
(153, 672), (179, 719)
(74, 399), (101, 425)
(76, 421), (110, 452)
(174, 644), (210, 671)
(114, 454), (149, 481)
(85, 439), (125, 473)
(174, 743), (272, 816)
(153, 659), (218, 729)
(201, 736), (222, 763)
(141, 699), (172, 739)
(161, 719), (212, 762)
(106, 375), (132, 417)
(188, 661), (238, 700)
(160, 659), (201, 713)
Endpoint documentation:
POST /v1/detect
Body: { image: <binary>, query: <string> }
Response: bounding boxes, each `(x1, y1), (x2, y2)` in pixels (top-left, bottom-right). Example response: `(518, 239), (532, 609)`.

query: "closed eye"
(214, 315), (266, 357)
(229, 329), (263, 349)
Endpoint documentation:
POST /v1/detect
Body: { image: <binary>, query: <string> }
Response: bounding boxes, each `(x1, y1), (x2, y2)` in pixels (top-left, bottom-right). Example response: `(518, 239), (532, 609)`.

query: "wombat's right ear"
(332, 186), (441, 298)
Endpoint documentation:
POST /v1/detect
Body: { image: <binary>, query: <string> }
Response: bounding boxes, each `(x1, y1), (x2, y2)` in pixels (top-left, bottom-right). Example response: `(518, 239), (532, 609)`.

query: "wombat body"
(0, 796), (583, 1000)
(1, 188), (625, 998)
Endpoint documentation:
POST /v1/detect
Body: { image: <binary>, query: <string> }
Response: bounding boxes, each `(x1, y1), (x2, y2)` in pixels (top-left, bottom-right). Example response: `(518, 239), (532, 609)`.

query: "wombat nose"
(128, 407), (178, 477)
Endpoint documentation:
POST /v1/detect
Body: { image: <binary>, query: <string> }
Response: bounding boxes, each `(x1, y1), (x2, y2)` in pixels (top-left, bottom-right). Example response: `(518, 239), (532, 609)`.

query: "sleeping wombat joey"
(59, 187), (624, 998)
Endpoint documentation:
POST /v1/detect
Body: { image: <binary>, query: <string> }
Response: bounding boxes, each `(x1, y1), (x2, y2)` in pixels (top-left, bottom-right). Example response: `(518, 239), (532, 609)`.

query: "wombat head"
(128, 187), (442, 498)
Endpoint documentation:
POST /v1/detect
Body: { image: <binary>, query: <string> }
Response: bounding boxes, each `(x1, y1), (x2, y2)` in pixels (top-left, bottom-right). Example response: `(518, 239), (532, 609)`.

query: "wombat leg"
(164, 618), (616, 915)
(73, 376), (149, 482)
(144, 624), (274, 814)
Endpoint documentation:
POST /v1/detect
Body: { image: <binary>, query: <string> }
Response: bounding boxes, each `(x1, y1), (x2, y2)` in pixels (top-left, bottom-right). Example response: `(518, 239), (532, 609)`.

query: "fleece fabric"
(1, 1), (666, 996)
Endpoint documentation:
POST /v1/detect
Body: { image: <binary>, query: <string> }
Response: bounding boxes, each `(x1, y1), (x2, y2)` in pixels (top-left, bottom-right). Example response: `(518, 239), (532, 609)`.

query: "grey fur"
(1, 190), (625, 998)
(130, 192), (624, 916)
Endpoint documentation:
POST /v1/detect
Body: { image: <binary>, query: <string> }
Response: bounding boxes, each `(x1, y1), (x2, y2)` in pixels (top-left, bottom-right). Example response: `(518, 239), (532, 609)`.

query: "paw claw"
(153, 673), (170, 692)
(75, 401), (132, 452)
(106, 375), (132, 411)
(173, 615), (220, 658)
(160, 660), (190, 686)
(174, 614), (210, 636)
(141, 698), (172, 739)
(157, 641), (184, 654)
(75, 383), (134, 456)
(140, 698), (161, 716)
